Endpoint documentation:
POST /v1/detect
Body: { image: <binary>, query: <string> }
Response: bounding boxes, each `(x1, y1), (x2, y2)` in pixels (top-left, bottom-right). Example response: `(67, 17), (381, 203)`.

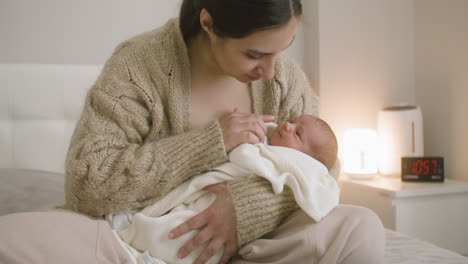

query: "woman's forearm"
(227, 178), (299, 247)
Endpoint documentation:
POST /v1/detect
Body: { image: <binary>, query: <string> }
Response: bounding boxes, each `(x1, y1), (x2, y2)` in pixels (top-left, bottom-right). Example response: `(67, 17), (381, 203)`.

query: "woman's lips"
(248, 74), (261, 81)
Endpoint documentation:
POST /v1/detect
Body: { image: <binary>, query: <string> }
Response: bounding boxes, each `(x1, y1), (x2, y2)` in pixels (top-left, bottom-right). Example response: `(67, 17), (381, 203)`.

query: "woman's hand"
(168, 183), (237, 264)
(219, 109), (275, 152)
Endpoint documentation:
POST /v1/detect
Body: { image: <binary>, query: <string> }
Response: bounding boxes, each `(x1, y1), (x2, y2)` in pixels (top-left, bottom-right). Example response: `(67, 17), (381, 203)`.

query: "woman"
(0, 0), (385, 263)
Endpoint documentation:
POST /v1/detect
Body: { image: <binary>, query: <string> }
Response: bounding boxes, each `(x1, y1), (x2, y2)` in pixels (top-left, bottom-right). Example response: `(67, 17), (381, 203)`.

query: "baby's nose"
(284, 122), (295, 131)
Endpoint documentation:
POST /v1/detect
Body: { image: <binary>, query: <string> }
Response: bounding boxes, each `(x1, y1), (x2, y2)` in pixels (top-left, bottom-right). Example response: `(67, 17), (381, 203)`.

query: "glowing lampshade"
(342, 129), (378, 180)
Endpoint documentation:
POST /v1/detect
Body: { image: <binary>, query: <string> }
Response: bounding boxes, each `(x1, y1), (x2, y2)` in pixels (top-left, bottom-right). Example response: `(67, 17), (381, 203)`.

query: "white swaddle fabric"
(230, 143), (340, 221)
(115, 143), (340, 264)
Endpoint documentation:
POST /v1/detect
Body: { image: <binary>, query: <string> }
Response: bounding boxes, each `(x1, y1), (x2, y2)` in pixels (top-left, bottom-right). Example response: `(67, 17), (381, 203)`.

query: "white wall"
(314, 0), (467, 181)
(316, 0), (415, 159)
(0, 0), (306, 66)
(299, 0), (320, 94)
(415, 0), (468, 181)
(0, 0), (181, 64)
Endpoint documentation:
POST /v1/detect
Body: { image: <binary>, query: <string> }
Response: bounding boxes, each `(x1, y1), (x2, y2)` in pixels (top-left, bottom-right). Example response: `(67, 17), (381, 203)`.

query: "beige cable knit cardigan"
(64, 18), (318, 246)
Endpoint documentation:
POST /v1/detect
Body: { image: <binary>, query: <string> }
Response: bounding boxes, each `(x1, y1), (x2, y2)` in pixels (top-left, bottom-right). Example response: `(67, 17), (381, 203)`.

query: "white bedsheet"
(385, 229), (468, 264)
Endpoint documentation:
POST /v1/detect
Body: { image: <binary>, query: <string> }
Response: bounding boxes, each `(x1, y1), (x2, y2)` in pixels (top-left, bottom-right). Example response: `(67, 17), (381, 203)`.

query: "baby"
(110, 115), (340, 264)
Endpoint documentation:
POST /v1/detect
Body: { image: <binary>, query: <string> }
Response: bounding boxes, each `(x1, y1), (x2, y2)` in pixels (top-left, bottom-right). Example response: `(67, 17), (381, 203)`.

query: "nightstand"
(339, 175), (468, 255)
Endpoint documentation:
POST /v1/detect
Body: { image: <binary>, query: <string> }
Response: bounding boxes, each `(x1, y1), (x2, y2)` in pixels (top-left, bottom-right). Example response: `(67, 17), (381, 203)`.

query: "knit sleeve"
(226, 57), (319, 246)
(64, 48), (228, 217)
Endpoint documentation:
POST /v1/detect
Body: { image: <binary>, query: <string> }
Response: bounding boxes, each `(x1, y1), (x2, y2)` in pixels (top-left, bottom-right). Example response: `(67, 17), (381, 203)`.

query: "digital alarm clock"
(401, 157), (444, 182)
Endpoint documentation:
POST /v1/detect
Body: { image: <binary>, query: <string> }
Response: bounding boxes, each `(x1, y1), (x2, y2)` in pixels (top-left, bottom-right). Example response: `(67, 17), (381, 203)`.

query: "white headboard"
(0, 64), (102, 173)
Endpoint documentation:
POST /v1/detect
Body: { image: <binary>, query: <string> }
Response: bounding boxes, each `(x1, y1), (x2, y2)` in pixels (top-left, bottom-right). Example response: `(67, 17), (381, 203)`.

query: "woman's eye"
(246, 53), (262, 60)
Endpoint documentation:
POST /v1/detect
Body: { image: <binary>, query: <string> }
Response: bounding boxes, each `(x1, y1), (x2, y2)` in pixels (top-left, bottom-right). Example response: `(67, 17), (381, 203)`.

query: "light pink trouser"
(0, 205), (385, 264)
(233, 205), (385, 264)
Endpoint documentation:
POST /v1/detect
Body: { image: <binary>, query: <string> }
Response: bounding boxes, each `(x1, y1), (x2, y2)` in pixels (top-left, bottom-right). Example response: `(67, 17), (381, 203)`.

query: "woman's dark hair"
(179, 0), (302, 41)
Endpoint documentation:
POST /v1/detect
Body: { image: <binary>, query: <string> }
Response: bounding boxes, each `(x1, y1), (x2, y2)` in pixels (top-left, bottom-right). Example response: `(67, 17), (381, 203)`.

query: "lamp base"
(380, 173), (401, 178)
(345, 172), (376, 180)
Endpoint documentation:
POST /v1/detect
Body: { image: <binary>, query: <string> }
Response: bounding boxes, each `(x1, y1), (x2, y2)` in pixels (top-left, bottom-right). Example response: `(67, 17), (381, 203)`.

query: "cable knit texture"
(64, 18), (319, 246)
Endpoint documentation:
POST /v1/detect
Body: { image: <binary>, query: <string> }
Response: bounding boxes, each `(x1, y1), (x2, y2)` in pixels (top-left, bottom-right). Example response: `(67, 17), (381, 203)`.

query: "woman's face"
(207, 16), (299, 83)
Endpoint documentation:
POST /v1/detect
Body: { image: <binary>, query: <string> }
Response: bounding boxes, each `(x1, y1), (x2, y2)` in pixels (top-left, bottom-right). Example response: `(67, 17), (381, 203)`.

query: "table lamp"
(342, 129), (378, 180)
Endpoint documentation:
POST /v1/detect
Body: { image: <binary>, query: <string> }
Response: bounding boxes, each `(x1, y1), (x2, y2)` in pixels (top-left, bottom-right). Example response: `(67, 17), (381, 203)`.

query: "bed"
(1, 64), (467, 263)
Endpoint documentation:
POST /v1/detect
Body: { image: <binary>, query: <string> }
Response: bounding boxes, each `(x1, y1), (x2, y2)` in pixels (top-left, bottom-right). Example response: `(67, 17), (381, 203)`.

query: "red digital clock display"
(401, 157), (444, 182)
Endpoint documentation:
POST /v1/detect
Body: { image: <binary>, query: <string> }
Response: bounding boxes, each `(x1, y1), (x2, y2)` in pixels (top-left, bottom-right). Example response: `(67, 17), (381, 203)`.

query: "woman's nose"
(261, 57), (276, 80)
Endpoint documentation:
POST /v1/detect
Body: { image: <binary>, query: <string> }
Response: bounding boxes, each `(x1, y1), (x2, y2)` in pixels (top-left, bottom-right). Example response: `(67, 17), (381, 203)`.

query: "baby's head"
(270, 115), (338, 170)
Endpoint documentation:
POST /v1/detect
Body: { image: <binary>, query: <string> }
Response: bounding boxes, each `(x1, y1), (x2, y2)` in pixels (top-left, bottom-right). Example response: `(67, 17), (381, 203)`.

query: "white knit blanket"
(112, 143), (340, 264)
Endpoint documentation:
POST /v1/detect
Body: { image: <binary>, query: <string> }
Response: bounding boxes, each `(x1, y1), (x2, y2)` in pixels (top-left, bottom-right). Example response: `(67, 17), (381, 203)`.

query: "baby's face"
(270, 115), (314, 154)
